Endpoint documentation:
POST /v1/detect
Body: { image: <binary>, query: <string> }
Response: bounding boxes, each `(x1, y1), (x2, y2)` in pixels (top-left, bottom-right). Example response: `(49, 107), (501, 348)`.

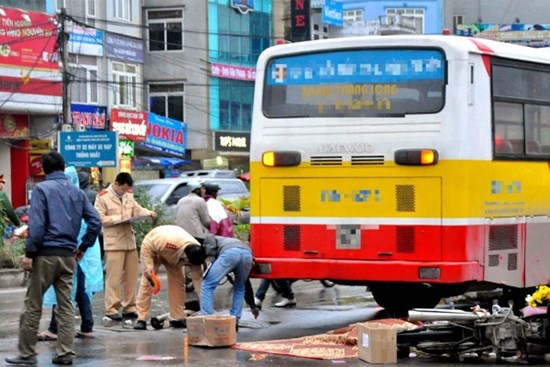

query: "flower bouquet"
(523, 285), (550, 317)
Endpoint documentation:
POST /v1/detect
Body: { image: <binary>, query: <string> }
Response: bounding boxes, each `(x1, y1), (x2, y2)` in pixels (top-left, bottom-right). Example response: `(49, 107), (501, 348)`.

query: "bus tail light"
(394, 149), (439, 166)
(262, 151), (301, 167)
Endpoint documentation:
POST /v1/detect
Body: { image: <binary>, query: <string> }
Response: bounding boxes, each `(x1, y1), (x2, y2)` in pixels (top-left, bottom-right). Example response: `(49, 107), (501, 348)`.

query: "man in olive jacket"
(94, 172), (156, 321)
(133, 225), (206, 330)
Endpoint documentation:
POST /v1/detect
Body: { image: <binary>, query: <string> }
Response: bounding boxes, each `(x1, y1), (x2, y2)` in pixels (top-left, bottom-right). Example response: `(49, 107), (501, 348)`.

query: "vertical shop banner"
(291, 0), (311, 42)
(145, 112), (187, 157)
(71, 104), (107, 130)
(0, 7), (61, 106)
(110, 108), (148, 142)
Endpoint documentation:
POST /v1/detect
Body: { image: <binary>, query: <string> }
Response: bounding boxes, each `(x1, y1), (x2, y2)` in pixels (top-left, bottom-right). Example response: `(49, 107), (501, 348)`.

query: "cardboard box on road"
(357, 322), (397, 364)
(187, 315), (236, 347)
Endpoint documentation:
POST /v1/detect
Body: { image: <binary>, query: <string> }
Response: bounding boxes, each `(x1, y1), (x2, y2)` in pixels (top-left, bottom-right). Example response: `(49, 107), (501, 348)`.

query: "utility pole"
(58, 8), (71, 130)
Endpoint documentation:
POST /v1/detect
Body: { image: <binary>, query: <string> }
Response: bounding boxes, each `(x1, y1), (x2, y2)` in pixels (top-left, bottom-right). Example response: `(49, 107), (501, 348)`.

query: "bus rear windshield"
(263, 48), (446, 118)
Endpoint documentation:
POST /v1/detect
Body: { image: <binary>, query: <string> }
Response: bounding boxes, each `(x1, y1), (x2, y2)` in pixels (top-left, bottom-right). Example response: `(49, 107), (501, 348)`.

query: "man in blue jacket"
(5, 151), (101, 366)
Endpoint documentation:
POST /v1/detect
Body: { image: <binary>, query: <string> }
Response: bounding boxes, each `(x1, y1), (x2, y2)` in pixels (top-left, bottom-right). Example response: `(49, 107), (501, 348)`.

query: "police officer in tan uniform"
(94, 172), (156, 322)
(133, 225), (206, 330)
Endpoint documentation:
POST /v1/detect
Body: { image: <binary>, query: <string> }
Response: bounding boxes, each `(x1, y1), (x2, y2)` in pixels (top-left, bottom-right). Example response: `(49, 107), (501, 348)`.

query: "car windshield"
(211, 181), (245, 195)
(135, 183), (171, 200)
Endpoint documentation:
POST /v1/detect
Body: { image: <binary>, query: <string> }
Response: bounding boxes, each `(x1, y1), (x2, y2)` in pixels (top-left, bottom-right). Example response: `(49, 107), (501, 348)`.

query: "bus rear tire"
(370, 283), (442, 313)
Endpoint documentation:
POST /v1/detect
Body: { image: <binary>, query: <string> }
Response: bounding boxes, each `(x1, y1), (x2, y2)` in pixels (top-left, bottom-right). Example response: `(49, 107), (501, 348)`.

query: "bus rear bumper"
(252, 258), (483, 284)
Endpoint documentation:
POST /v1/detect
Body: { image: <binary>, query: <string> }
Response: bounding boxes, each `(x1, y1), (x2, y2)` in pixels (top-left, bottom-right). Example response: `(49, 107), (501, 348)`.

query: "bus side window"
(496, 141), (514, 154)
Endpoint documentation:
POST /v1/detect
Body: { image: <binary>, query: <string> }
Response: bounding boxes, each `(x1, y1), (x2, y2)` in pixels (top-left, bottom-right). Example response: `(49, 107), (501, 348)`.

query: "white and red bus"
(249, 35), (550, 311)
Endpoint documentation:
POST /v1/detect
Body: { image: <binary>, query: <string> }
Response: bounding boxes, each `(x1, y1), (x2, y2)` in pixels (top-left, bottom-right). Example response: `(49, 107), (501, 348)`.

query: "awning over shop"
(133, 156), (190, 167)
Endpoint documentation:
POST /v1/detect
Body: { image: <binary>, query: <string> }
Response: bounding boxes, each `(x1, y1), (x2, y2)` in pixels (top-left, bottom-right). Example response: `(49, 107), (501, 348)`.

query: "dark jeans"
(255, 279), (294, 301)
(49, 265), (94, 333)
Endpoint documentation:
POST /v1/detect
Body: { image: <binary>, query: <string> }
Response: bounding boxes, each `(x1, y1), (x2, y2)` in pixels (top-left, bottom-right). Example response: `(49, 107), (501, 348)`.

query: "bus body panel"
(250, 35), (550, 302)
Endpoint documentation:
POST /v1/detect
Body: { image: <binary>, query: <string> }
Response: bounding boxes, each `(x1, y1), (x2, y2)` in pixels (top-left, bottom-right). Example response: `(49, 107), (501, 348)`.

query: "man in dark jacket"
(5, 151), (101, 366)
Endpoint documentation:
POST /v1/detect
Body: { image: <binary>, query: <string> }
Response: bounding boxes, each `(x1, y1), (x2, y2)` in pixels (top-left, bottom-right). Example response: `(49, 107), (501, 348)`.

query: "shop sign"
(68, 25), (104, 56)
(144, 112), (187, 157)
(119, 139), (134, 157)
(211, 63), (256, 81)
(105, 33), (144, 64)
(110, 108), (147, 142)
(214, 131), (250, 153)
(322, 0), (343, 27)
(231, 0), (254, 14)
(0, 114), (29, 138)
(29, 155), (44, 176)
(58, 131), (118, 168)
(0, 7), (61, 104)
(291, 0), (311, 42)
(29, 139), (52, 154)
(71, 104), (107, 130)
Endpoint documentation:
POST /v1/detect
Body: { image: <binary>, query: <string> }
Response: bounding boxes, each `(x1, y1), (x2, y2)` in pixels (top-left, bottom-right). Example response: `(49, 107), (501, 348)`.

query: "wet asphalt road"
(1, 277), (549, 367)
(0, 277), (382, 366)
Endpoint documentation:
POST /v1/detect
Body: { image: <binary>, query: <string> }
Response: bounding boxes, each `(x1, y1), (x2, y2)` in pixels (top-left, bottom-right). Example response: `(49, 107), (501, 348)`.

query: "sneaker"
(4, 355), (37, 365)
(122, 312), (138, 320)
(103, 314), (122, 322)
(169, 319), (186, 328)
(133, 320), (146, 330)
(52, 355), (73, 365)
(254, 297), (262, 307)
(274, 298), (296, 308)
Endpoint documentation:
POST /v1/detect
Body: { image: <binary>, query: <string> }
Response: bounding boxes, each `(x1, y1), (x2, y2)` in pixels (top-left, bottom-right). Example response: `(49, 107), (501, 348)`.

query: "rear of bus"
(249, 35), (547, 310)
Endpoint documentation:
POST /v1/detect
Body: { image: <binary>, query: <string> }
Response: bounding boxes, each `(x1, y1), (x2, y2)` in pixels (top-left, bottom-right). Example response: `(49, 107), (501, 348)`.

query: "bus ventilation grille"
(283, 225), (301, 251)
(395, 185), (416, 212)
(487, 225), (519, 270)
(488, 225), (518, 251)
(283, 185), (301, 212)
(351, 155), (385, 165)
(310, 156), (343, 165)
(396, 226), (415, 253)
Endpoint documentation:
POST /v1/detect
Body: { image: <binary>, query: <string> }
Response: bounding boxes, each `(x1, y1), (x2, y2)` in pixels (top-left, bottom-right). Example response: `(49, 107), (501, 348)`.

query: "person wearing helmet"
(174, 179), (211, 238)
(203, 183), (234, 237)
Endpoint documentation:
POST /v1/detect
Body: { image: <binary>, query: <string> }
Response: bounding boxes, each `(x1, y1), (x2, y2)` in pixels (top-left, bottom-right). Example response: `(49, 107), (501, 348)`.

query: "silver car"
(134, 177), (250, 220)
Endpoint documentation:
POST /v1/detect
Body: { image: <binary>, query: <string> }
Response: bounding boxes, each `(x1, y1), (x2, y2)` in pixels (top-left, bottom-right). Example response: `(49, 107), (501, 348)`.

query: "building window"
(114, 0), (131, 21)
(453, 15), (464, 34)
(112, 62), (137, 107)
(149, 83), (185, 122)
(219, 79), (253, 131)
(70, 65), (98, 104)
(147, 9), (183, 51)
(386, 8), (425, 33)
(215, 5), (271, 65)
(87, 0), (96, 17)
(343, 9), (363, 23)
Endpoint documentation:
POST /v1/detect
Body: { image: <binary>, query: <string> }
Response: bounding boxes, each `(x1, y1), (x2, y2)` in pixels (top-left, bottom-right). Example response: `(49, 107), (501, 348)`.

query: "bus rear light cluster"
(394, 149), (439, 166)
(262, 151), (301, 167)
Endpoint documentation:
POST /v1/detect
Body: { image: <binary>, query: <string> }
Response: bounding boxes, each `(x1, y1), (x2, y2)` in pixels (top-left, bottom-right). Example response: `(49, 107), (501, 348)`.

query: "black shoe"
(123, 312), (138, 320)
(104, 314), (122, 321)
(133, 320), (146, 330)
(5, 355), (37, 365)
(52, 355), (73, 365)
(169, 319), (186, 328)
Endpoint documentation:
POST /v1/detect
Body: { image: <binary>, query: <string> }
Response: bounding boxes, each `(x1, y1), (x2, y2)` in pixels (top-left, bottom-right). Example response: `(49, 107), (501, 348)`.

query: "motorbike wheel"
(370, 283), (442, 313)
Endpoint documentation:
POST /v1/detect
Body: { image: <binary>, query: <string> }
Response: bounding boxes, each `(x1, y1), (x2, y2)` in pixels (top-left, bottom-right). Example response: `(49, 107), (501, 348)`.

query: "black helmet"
(203, 183), (220, 195)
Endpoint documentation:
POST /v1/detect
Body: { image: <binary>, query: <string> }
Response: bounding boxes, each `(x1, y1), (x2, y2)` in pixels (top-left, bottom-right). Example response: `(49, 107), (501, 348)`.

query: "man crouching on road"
(133, 225), (206, 330)
(199, 234), (253, 330)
